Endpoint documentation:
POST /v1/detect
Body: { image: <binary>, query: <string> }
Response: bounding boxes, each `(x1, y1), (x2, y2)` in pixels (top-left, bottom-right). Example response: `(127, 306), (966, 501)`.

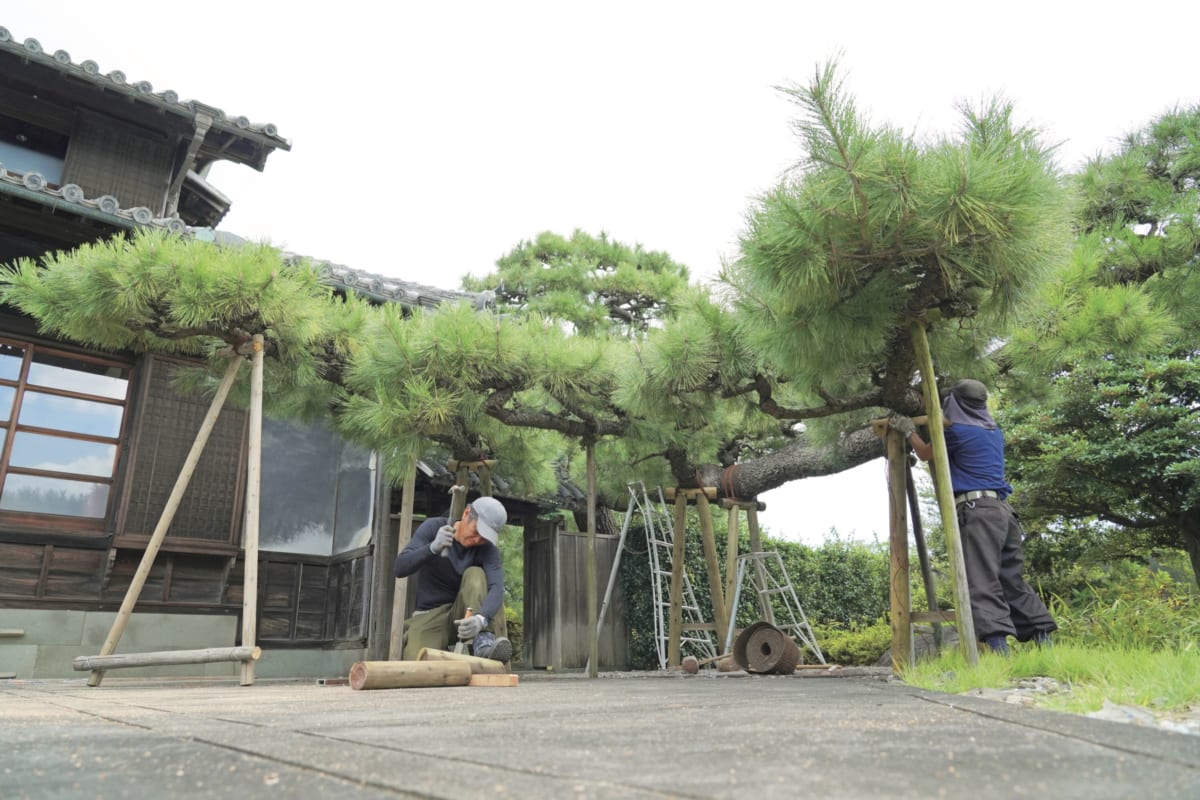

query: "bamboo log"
(89, 354), (244, 687)
(910, 321), (978, 665)
(349, 660), (471, 690)
(240, 334), (264, 687)
(416, 647), (508, 674)
(74, 646), (260, 672)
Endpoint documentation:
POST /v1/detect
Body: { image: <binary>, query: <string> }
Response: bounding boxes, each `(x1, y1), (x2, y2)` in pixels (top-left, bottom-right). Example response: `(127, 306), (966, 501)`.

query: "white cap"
(471, 496), (507, 545)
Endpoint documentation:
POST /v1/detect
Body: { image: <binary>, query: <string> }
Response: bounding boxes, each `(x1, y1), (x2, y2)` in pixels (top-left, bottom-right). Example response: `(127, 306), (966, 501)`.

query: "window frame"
(0, 337), (132, 535)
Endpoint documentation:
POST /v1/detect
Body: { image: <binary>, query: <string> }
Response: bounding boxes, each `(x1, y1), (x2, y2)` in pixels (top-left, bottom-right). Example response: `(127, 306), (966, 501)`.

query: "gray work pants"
(957, 497), (1056, 642)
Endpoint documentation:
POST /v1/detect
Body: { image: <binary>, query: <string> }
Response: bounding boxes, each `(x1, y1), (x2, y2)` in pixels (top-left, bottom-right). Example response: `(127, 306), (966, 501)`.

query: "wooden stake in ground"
(240, 334), (265, 687)
(88, 354), (244, 687)
(586, 441), (598, 678)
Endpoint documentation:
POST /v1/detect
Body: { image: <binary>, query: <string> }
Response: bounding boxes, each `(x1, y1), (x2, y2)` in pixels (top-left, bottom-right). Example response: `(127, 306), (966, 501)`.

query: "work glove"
(456, 613), (487, 641)
(429, 524), (455, 555)
(889, 413), (916, 439)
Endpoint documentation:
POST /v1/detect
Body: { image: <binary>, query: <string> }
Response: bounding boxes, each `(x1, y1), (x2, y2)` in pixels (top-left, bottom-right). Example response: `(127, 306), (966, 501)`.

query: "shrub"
(813, 618), (892, 666)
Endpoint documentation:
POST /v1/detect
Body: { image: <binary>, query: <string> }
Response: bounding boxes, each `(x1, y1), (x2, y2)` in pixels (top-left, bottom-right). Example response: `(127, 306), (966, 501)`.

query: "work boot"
(472, 632), (512, 664)
(1033, 630), (1053, 648)
(984, 635), (1011, 656)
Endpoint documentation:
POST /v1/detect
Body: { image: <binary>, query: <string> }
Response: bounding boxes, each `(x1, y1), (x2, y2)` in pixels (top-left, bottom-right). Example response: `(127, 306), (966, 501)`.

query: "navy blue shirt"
(943, 424), (1014, 499)
(393, 516), (505, 622)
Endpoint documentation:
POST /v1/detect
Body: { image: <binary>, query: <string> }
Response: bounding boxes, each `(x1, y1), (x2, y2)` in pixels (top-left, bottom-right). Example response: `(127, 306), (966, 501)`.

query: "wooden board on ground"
(469, 673), (519, 687)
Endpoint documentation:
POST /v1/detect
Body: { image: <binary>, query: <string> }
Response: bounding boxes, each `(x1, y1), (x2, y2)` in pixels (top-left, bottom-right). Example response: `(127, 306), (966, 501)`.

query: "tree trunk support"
(886, 427), (913, 672)
(586, 442), (599, 678)
(665, 488), (730, 664)
(388, 463), (418, 660)
(910, 320), (979, 665)
(718, 497), (774, 626)
(240, 334), (265, 686)
(88, 353), (244, 687)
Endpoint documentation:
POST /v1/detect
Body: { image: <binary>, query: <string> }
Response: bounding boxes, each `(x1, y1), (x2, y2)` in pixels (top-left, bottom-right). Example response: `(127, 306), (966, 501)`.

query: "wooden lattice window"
(0, 338), (131, 533)
(119, 355), (246, 546)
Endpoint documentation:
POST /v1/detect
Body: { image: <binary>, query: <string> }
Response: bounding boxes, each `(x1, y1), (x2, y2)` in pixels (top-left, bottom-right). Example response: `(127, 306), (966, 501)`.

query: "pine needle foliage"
(727, 60), (1069, 391)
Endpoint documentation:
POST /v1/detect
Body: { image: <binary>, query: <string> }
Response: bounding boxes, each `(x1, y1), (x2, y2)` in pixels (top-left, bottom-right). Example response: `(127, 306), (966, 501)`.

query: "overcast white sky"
(5, 2), (1198, 544)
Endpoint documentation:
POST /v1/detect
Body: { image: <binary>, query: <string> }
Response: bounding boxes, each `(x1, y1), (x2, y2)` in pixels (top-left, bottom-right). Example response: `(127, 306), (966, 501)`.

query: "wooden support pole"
(694, 493), (729, 651)
(240, 334), (265, 687)
(910, 320), (979, 665)
(349, 660), (471, 690)
(887, 427), (913, 673)
(907, 460), (943, 650)
(389, 463), (418, 660)
(416, 647), (508, 674)
(724, 505), (740, 631)
(89, 354), (244, 687)
(449, 466), (469, 520)
(586, 442), (599, 678)
(74, 646), (260, 672)
(666, 492), (687, 668)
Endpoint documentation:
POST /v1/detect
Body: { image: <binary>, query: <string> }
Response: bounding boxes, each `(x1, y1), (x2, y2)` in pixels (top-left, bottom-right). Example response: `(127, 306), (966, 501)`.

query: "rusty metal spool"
(733, 621), (800, 674)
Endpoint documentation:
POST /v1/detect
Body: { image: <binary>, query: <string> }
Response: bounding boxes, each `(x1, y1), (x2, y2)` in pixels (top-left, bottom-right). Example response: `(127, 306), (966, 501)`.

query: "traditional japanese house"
(0, 28), (627, 679)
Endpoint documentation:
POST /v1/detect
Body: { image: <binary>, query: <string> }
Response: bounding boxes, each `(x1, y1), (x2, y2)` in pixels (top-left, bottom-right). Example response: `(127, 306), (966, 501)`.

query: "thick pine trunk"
(690, 426), (885, 500)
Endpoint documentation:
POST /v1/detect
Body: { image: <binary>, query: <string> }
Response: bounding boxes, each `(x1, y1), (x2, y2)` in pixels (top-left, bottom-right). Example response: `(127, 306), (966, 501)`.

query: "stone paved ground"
(3, 668), (1199, 799)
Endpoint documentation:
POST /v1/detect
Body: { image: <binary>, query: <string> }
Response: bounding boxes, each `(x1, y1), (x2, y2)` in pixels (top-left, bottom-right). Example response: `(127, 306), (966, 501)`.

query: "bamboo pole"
(694, 493), (728, 651)
(910, 320), (978, 665)
(585, 441), (598, 678)
(389, 463), (418, 659)
(240, 334), (264, 686)
(74, 646), (260, 672)
(666, 492), (687, 668)
(89, 354), (244, 687)
(349, 660), (471, 690)
(887, 427), (913, 673)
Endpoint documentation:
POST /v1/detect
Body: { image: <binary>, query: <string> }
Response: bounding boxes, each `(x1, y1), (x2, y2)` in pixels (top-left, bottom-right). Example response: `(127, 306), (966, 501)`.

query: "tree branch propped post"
(910, 319), (978, 666)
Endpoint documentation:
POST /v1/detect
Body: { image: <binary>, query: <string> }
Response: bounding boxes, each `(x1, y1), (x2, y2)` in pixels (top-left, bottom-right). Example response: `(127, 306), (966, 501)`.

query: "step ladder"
(724, 550), (825, 664)
(633, 481), (718, 669)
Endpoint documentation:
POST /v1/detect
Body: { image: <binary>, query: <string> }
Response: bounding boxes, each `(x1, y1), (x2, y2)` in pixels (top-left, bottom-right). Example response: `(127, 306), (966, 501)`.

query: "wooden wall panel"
(0, 543), (47, 597)
(43, 547), (106, 598)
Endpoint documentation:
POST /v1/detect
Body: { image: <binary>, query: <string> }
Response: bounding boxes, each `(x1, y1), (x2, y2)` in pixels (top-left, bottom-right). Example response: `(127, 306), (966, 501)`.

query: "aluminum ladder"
(633, 482), (718, 669)
(724, 550), (825, 664)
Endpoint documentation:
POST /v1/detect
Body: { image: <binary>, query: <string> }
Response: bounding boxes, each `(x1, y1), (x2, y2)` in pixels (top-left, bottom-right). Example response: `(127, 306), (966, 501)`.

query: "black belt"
(955, 490), (1000, 504)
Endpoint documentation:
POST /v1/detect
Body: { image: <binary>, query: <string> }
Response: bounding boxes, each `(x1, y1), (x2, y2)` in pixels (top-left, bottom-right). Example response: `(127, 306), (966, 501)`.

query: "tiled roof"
(0, 164), (189, 233)
(0, 27), (290, 154)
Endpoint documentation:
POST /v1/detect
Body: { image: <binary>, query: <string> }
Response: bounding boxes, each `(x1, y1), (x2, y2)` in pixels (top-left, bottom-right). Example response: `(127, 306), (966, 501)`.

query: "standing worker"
(891, 379), (1056, 655)
(394, 496), (512, 663)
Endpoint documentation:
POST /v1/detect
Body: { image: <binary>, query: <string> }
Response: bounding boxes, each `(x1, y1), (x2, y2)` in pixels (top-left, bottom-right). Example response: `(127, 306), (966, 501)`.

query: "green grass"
(901, 642), (1200, 716)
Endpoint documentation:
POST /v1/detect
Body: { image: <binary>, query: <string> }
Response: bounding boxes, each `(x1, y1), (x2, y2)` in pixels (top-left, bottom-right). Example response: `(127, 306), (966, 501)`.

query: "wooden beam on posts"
(240, 334), (265, 687)
(89, 354), (244, 687)
(887, 427), (913, 672)
(910, 320), (979, 665)
(74, 647), (260, 672)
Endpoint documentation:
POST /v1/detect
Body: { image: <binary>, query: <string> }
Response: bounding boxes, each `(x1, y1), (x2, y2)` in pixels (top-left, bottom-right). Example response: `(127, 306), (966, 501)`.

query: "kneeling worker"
(394, 496), (512, 663)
